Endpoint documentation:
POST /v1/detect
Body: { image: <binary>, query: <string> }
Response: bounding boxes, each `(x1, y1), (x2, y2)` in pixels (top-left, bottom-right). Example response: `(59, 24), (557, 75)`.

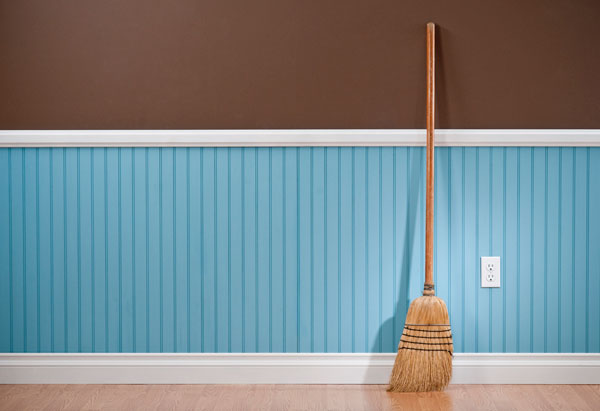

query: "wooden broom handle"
(424, 22), (435, 296)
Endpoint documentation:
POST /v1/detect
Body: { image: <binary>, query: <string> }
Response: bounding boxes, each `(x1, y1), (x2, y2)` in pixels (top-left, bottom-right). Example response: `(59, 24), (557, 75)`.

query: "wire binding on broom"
(402, 333), (452, 339)
(399, 340), (453, 346)
(399, 323), (453, 356)
(403, 329), (450, 333)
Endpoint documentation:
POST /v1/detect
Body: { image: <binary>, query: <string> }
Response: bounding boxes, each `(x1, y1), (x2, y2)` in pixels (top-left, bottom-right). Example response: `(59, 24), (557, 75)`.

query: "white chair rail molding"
(1, 129), (600, 147)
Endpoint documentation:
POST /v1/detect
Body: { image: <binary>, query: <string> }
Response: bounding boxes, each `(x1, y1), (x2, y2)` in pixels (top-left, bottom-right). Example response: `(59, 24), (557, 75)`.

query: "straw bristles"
(388, 296), (453, 392)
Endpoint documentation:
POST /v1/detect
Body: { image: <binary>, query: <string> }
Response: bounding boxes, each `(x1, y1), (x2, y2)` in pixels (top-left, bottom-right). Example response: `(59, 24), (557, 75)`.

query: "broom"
(388, 22), (453, 392)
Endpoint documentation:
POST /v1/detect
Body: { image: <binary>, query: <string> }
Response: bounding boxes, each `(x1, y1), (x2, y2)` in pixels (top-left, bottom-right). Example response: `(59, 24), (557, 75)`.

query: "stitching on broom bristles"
(402, 333), (452, 339)
(404, 327), (452, 333)
(400, 339), (453, 345)
(399, 322), (454, 356)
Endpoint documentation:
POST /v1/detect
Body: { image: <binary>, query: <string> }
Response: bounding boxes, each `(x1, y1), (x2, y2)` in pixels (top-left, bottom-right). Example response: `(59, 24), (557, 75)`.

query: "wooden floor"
(1, 384), (599, 410)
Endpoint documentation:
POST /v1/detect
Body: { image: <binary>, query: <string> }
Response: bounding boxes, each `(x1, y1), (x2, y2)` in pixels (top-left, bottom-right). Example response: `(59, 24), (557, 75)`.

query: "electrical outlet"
(481, 257), (500, 288)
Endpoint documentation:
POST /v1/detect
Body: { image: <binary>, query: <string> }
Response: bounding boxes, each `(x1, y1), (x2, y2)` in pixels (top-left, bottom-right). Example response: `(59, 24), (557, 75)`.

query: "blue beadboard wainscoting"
(0, 147), (599, 354)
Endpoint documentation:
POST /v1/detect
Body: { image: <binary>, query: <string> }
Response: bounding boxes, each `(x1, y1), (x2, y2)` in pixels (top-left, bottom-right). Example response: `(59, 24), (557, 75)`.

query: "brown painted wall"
(1, 0), (599, 129)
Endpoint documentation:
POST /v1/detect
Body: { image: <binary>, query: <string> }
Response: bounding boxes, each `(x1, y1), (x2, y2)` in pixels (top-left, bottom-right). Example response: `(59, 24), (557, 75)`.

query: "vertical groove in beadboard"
(22, 149), (28, 352)
(104, 149), (108, 352)
(544, 148), (548, 352)
(351, 148), (355, 353)
(392, 148), (396, 351)
(172, 149), (177, 352)
(571, 148), (576, 352)
(117, 149), (122, 352)
(117, 148), (123, 352)
(213, 149), (218, 352)
(448, 148), (452, 320)
(35, 150), (40, 352)
(91, 150), (95, 353)
(241, 150), (246, 353)
(268, 148), (273, 352)
(310, 148), (314, 352)
(8, 152), (13, 352)
(502, 149), (510, 350)
(159, 150), (163, 353)
(76, 148), (81, 353)
(445, 149), (451, 334)
(295, 148), (300, 353)
(585, 148), (590, 352)
(488, 149), (492, 352)
(63, 149), (68, 352)
(228, 148), (232, 353)
(132, 150), (136, 352)
(282, 151), (286, 353)
(49, 151), (54, 352)
(145, 149), (150, 352)
(309, 147), (315, 352)
(337, 148), (342, 353)
(378, 148), (382, 353)
(186, 148), (191, 352)
(364, 149), (368, 352)
(462, 148), (466, 352)
(474, 147), (479, 353)
(255, 148), (259, 352)
(405, 146), (410, 318)
(530, 148), (535, 353)
(502, 148), (506, 352)
(557, 148), (562, 352)
(597, 149), (600, 352)
(200, 149), (205, 353)
(323, 150), (328, 351)
(516, 150), (521, 352)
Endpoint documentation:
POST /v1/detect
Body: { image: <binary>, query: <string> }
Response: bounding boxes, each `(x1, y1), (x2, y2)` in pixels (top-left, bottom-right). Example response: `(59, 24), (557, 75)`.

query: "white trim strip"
(1, 353), (598, 384)
(1, 129), (599, 147)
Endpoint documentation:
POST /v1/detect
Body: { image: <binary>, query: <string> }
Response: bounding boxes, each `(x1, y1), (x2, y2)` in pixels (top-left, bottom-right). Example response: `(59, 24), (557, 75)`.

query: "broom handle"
(424, 22), (435, 296)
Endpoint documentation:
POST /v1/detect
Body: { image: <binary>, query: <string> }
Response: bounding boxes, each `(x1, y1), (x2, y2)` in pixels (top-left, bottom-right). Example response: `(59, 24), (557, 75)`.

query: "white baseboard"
(1, 129), (599, 147)
(0, 353), (598, 385)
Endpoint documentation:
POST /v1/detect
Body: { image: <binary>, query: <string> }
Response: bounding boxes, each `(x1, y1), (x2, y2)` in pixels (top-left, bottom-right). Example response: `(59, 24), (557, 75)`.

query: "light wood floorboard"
(1, 384), (599, 410)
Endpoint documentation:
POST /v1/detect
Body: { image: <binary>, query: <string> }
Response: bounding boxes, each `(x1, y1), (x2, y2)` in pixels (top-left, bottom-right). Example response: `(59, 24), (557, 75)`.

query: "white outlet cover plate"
(481, 256), (501, 288)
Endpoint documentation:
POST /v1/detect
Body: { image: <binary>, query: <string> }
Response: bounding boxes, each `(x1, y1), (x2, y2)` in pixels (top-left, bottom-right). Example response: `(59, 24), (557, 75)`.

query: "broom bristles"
(388, 295), (453, 392)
